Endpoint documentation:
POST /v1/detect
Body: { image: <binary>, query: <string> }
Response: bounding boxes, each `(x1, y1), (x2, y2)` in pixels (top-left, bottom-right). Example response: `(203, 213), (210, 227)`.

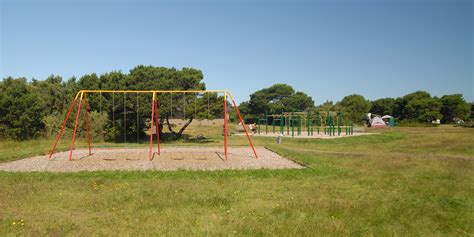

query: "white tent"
(370, 117), (387, 128)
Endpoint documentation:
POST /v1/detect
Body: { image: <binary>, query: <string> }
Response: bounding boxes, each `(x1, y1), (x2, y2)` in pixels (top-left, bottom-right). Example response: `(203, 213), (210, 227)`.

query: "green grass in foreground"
(0, 126), (473, 235)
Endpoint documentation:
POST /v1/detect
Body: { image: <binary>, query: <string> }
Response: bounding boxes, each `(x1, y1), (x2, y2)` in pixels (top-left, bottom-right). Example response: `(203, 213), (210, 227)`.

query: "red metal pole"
(149, 92), (155, 160)
(223, 92), (228, 160)
(154, 99), (161, 155)
(49, 98), (77, 159)
(230, 96), (258, 158)
(69, 93), (83, 161)
(84, 94), (92, 155)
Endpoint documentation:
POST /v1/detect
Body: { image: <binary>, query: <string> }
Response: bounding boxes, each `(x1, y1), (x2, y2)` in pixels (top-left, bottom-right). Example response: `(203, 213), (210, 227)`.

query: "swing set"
(49, 90), (257, 161)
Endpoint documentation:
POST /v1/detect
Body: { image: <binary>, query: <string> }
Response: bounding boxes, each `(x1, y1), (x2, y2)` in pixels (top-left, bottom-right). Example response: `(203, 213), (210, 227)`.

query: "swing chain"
(112, 92), (115, 126)
(99, 91), (102, 113)
(124, 92), (126, 143)
(137, 92), (139, 143)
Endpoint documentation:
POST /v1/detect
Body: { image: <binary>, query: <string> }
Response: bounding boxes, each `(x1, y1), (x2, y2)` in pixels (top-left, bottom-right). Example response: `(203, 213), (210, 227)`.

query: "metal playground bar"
(256, 111), (353, 137)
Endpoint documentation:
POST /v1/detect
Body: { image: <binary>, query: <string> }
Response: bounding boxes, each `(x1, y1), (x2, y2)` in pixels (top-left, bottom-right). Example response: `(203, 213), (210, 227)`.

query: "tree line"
(0, 65), (225, 140)
(238, 84), (473, 125)
(1, 67), (472, 140)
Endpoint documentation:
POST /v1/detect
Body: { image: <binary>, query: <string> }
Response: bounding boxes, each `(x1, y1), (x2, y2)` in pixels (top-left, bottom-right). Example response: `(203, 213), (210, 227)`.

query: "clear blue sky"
(1, 0), (472, 103)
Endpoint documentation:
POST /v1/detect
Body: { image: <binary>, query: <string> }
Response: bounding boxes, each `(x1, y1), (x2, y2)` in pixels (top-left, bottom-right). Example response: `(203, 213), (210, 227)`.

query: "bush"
(43, 111), (108, 141)
(78, 111), (108, 141)
(42, 114), (63, 138)
(458, 121), (474, 128)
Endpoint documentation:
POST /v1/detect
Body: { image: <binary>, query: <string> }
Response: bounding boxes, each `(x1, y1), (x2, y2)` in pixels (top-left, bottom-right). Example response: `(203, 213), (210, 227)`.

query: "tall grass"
(0, 126), (473, 235)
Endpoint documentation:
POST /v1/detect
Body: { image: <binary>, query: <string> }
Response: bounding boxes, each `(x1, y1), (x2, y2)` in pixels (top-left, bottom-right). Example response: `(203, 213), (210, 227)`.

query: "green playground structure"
(256, 111), (354, 137)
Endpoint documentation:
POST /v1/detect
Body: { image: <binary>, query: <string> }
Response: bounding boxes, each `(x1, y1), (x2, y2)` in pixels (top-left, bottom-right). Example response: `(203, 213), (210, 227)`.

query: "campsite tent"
(369, 117), (387, 128)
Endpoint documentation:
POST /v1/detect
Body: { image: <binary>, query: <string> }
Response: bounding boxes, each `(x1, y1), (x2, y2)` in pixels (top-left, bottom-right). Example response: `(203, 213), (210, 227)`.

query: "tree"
(315, 100), (336, 111)
(0, 77), (44, 139)
(126, 66), (209, 140)
(471, 103), (474, 120)
(31, 75), (75, 116)
(238, 101), (251, 116)
(370, 98), (396, 116)
(440, 94), (470, 123)
(281, 92), (315, 111)
(246, 84), (314, 115)
(396, 91), (442, 123)
(55, 66), (219, 141)
(336, 94), (371, 124)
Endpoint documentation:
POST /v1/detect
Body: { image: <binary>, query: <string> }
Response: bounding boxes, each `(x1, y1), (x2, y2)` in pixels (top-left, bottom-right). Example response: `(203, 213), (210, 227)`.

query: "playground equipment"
(256, 111), (353, 137)
(49, 90), (257, 161)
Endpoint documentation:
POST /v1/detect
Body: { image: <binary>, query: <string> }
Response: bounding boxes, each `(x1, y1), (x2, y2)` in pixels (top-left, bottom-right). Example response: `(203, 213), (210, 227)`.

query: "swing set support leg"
(69, 92), (84, 161)
(49, 96), (78, 159)
(149, 92), (156, 160)
(229, 93), (258, 159)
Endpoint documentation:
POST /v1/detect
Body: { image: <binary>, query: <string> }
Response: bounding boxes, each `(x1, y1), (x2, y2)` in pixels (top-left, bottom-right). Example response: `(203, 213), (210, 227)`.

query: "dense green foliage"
(369, 91), (471, 124)
(370, 98), (396, 116)
(240, 86), (471, 125)
(440, 94), (471, 123)
(1, 67), (472, 140)
(245, 84), (315, 118)
(336, 94), (371, 123)
(0, 66), (224, 140)
(0, 78), (45, 139)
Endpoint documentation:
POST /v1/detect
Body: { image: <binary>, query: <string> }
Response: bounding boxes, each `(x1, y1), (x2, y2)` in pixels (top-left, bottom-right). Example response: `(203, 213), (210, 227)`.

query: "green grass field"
(0, 126), (473, 235)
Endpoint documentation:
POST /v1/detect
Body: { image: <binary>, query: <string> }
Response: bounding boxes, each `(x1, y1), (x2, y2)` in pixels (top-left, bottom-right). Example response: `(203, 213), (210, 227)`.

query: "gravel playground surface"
(0, 147), (303, 172)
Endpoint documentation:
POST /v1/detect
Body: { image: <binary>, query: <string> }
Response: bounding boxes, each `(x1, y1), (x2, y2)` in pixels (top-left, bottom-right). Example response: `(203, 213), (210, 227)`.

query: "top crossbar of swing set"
(78, 89), (227, 94)
(50, 89), (258, 162)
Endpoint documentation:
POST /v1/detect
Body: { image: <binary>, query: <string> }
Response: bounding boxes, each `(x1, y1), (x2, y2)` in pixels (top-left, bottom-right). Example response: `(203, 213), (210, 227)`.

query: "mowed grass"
(0, 126), (473, 235)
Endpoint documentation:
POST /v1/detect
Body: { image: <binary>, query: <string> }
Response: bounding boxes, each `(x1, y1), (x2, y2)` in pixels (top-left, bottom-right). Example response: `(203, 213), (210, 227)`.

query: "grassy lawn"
(0, 126), (473, 235)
